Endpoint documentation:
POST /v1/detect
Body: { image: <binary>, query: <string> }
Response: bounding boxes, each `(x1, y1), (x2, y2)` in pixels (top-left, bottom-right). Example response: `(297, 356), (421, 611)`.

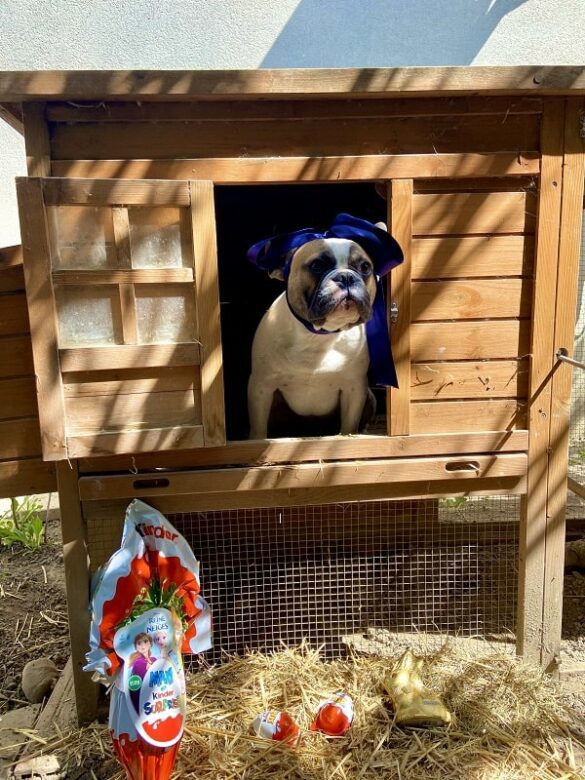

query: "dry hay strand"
(178, 643), (585, 780)
(10, 643), (585, 780)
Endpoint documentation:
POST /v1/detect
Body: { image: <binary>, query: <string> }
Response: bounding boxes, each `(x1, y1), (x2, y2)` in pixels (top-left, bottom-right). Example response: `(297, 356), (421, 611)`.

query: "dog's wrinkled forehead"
(291, 237), (371, 269)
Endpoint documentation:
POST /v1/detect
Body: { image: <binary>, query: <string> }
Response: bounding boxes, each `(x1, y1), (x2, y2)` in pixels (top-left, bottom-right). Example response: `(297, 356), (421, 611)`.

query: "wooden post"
(22, 103), (50, 177)
(56, 460), (100, 724)
(517, 99), (565, 663)
(387, 179), (413, 436)
(541, 97), (585, 671)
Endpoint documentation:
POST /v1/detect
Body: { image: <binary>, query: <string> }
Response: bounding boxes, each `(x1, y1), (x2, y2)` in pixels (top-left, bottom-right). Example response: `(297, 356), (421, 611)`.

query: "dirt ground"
(2, 498), (585, 778)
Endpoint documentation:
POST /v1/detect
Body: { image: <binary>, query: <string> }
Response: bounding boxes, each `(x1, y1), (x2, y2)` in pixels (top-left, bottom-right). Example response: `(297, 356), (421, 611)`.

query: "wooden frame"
(4, 67), (585, 722)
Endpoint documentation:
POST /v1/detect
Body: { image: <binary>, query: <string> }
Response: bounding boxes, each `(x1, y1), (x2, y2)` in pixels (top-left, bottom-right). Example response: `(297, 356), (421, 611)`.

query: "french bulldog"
(248, 219), (394, 440)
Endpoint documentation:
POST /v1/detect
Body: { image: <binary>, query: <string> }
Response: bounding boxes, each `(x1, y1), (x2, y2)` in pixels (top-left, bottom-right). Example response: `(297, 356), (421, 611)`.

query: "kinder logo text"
(137, 523), (178, 542)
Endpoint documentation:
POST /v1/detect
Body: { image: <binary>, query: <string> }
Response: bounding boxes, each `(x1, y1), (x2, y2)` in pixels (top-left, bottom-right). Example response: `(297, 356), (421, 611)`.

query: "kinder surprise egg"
(310, 693), (353, 736)
(252, 710), (300, 747)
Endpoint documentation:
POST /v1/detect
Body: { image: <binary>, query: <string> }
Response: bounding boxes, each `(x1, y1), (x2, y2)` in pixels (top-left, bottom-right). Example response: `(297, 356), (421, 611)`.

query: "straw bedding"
(9, 643), (585, 779)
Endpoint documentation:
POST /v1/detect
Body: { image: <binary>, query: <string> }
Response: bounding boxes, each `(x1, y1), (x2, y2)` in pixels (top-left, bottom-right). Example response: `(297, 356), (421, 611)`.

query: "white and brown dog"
(247, 214), (403, 440)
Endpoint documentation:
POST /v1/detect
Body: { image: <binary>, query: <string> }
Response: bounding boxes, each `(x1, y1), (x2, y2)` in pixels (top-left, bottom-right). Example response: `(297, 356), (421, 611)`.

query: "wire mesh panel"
(167, 497), (520, 667)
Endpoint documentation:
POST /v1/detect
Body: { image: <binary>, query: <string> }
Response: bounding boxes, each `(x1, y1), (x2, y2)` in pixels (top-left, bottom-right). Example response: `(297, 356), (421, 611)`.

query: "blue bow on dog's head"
(247, 213), (404, 389)
(247, 212), (403, 280)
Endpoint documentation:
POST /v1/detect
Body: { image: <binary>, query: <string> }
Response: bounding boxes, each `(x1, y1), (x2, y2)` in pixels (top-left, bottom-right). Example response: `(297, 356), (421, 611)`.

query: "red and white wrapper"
(84, 499), (212, 780)
(310, 692), (353, 736)
(251, 710), (300, 747)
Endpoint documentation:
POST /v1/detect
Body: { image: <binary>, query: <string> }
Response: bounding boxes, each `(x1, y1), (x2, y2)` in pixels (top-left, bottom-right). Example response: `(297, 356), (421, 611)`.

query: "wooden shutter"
(16, 178), (226, 460)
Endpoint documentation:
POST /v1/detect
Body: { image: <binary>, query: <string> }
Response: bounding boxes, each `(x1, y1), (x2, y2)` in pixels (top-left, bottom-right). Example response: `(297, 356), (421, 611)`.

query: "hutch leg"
(57, 460), (100, 724)
(541, 97), (585, 671)
(517, 99), (565, 664)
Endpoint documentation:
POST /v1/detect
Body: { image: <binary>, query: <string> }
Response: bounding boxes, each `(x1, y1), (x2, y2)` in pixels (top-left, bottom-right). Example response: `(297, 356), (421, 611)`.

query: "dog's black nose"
(331, 270), (359, 289)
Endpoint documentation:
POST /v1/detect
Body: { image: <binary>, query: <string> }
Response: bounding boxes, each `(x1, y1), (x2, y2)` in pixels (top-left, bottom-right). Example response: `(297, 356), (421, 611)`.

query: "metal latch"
(390, 301), (399, 323)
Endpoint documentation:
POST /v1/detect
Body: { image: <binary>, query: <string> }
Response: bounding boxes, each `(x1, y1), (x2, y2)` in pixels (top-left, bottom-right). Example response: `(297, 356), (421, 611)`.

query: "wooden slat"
(0, 293), (30, 335)
(517, 99), (566, 665)
(66, 389), (201, 434)
(0, 458), (56, 500)
(50, 114), (540, 160)
(67, 425), (205, 458)
(0, 377), (38, 419)
(56, 461), (100, 724)
(388, 179), (412, 435)
(413, 192), (536, 235)
(0, 418), (43, 459)
(46, 96), (544, 123)
(42, 178), (191, 206)
(78, 430), (529, 473)
(190, 180), (226, 447)
(59, 342), (201, 372)
(22, 103), (50, 177)
(412, 236), (534, 279)
(51, 153), (540, 183)
(0, 102), (24, 134)
(541, 97), (585, 670)
(411, 320), (530, 361)
(410, 360), (528, 400)
(112, 206), (131, 267)
(63, 367), (199, 396)
(78, 452), (528, 501)
(0, 246), (25, 293)
(410, 399), (526, 434)
(1, 66), (584, 101)
(0, 336), (34, 377)
(51, 268), (194, 285)
(411, 279), (532, 321)
(16, 178), (68, 461)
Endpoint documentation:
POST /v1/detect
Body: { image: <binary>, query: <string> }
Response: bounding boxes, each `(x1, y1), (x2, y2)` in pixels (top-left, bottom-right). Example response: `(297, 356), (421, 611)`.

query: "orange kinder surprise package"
(84, 499), (212, 780)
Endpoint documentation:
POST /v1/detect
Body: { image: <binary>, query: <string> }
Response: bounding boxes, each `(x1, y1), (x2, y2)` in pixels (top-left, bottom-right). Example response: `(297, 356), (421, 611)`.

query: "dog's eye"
(310, 257), (333, 275)
(359, 260), (373, 277)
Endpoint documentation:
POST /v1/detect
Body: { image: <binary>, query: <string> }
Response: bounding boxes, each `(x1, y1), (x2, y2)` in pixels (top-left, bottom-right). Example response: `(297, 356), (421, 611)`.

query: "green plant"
(0, 496), (45, 550)
(118, 578), (188, 632)
(439, 496), (468, 509)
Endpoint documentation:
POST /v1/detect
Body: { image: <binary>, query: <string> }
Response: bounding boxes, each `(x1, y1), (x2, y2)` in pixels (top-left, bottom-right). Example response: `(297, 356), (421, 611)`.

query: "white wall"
(1, 0), (585, 245)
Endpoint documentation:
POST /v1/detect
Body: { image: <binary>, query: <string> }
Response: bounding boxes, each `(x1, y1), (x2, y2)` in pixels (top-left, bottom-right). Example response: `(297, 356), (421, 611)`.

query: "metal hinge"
(390, 301), (399, 323)
(580, 111), (585, 139)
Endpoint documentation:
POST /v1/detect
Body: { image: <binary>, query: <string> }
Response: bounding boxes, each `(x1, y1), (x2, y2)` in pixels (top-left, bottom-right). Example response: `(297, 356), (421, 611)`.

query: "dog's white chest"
(250, 293), (369, 419)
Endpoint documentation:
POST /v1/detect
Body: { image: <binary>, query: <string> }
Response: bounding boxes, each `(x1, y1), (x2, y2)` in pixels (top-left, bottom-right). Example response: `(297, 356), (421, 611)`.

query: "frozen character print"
(128, 632), (156, 713)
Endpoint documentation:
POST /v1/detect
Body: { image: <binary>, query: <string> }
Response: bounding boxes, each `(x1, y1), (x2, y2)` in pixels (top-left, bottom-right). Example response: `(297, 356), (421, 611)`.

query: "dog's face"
(279, 238), (378, 332)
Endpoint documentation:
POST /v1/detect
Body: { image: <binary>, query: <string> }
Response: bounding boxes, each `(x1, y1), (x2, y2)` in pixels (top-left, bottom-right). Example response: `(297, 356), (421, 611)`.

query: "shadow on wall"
(261, 0), (527, 68)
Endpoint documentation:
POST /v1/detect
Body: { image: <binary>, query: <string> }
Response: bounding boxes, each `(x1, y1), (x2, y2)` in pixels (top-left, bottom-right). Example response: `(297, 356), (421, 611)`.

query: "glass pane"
(50, 206), (117, 269)
(135, 285), (196, 344)
(56, 286), (120, 347)
(128, 208), (189, 268)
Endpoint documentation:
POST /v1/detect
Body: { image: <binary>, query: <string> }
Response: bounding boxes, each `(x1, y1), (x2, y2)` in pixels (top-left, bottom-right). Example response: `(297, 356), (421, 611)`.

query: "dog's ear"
(375, 221), (388, 232)
(266, 248), (296, 281)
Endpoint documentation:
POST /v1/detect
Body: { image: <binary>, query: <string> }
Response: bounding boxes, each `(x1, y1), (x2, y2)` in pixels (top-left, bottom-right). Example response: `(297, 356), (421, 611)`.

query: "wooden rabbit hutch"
(0, 67), (584, 724)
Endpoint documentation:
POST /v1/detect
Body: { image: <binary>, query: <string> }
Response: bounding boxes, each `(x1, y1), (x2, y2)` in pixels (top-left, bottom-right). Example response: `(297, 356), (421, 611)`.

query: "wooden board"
(412, 235), (534, 279)
(50, 113), (541, 160)
(410, 399), (526, 434)
(413, 191), (536, 235)
(411, 278), (532, 321)
(77, 430), (529, 472)
(410, 360), (528, 400)
(411, 320), (530, 362)
(1, 66), (584, 101)
(0, 458), (56, 501)
(0, 377), (38, 419)
(51, 153), (540, 184)
(0, 293), (30, 335)
(78, 453), (528, 501)
(46, 96), (544, 123)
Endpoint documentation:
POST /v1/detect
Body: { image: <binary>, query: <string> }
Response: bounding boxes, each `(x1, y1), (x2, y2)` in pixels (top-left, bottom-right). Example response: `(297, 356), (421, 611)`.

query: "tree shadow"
(261, 0), (528, 68)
